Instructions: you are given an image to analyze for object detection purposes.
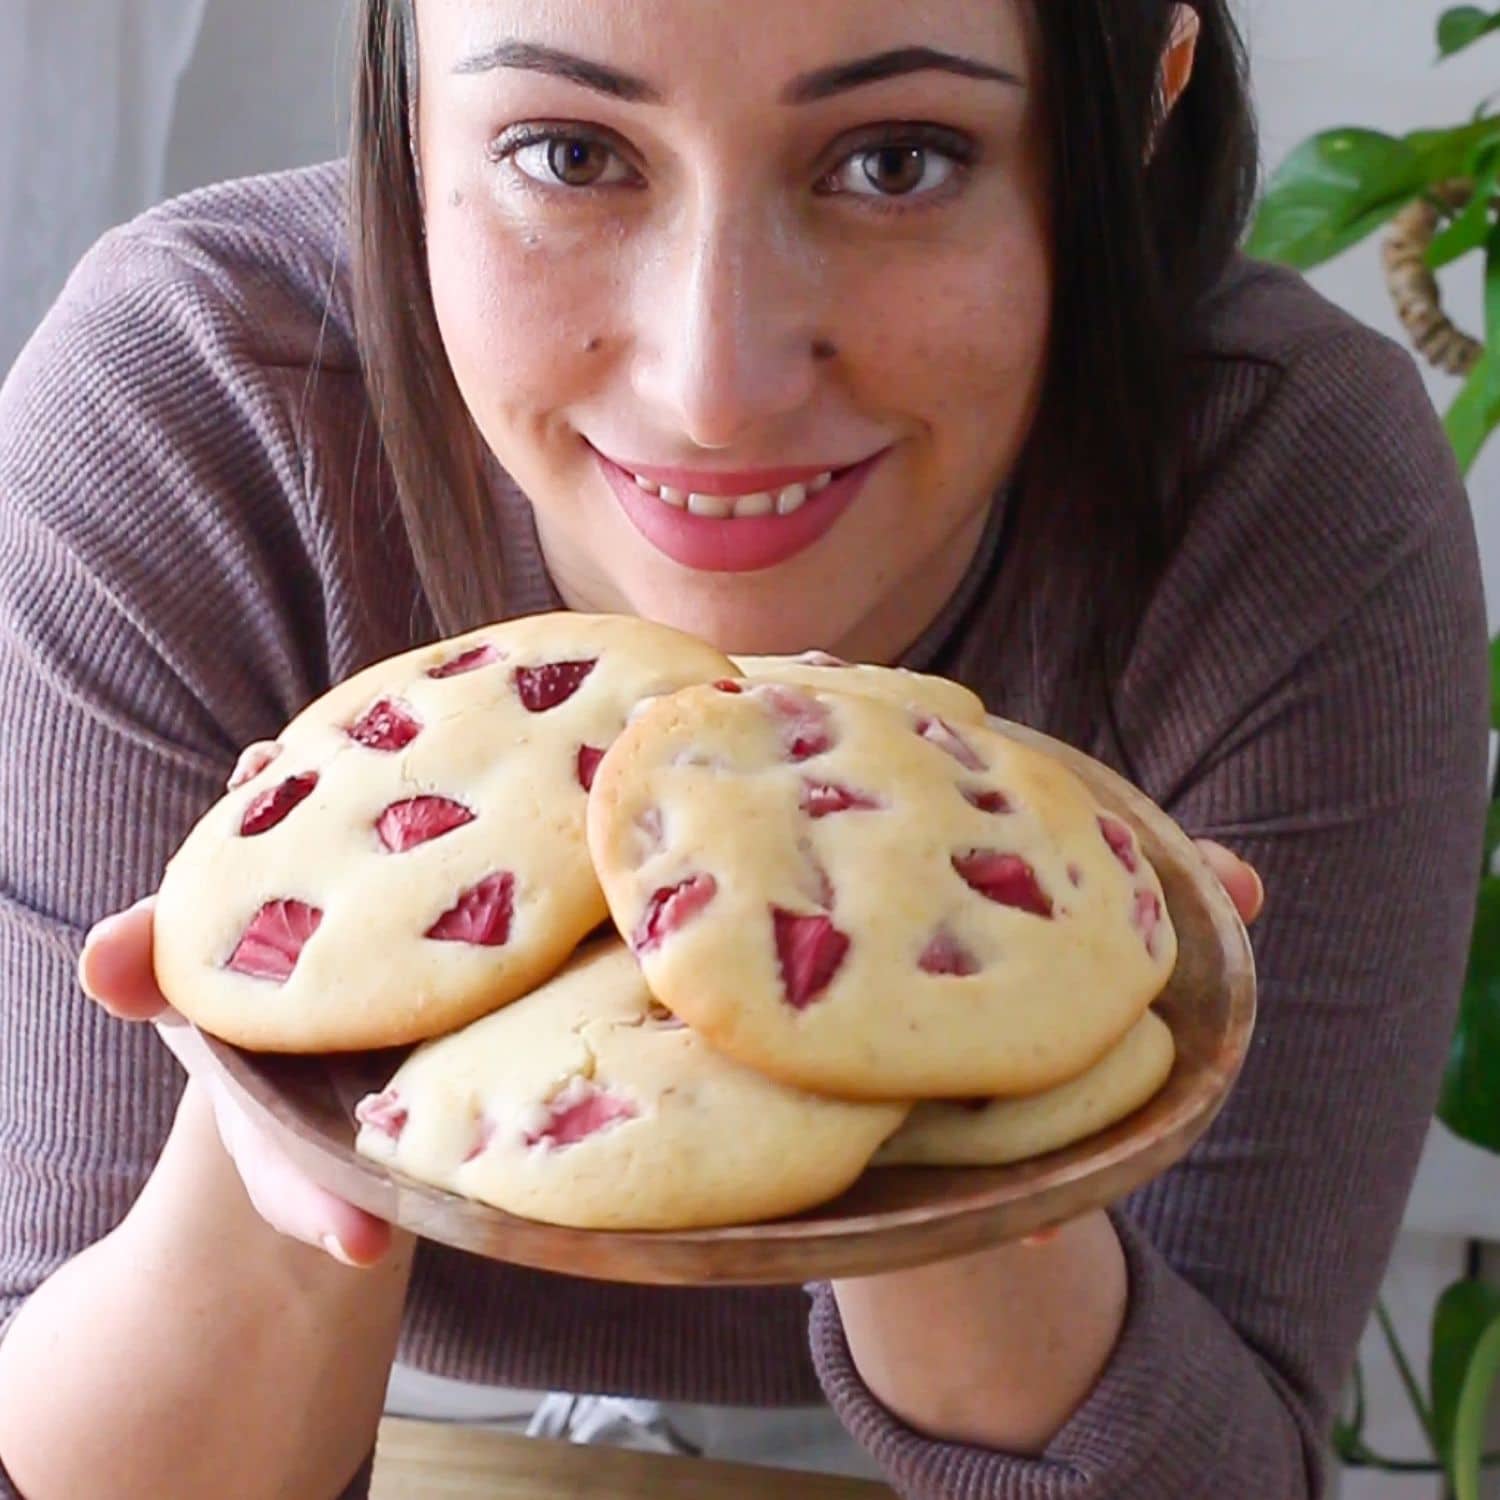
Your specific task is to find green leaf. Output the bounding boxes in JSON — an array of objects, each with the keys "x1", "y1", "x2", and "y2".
[
  {"x1": 1248, "y1": 130, "x2": 1424, "y2": 268},
  {"x1": 1483, "y1": 799, "x2": 1500, "y2": 870},
  {"x1": 1433, "y1": 1281, "x2": 1500, "y2": 1466},
  {"x1": 1491, "y1": 634, "x2": 1500, "y2": 733},
  {"x1": 1443, "y1": 351, "x2": 1500, "y2": 473},
  {"x1": 1453, "y1": 1314, "x2": 1500, "y2": 1500},
  {"x1": 1427, "y1": 145, "x2": 1500, "y2": 271},
  {"x1": 1486, "y1": 226, "x2": 1500, "y2": 411},
  {"x1": 1249, "y1": 119, "x2": 1500, "y2": 271},
  {"x1": 1438, "y1": 874, "x2": 1500, "y2": 1148},
  {"x1": 1440, "y1": 6, "x2": 1500, "y2": 59}
]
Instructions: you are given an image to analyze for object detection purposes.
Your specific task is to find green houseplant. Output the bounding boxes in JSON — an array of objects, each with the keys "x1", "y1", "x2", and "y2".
[{"x1": 1248, "y1": 9, "x2": 1500, "y2": 1495}]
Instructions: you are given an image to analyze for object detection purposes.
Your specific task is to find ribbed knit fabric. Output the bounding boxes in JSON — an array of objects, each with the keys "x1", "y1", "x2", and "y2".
[{"x1": 0, "y1": 161, "x2": 1489, "y2": 1500}]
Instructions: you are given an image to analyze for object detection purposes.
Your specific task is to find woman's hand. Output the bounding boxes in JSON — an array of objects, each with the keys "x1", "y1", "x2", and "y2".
[{"x1": 76, "y1": 740, "x2": 395, "y2": 1269}]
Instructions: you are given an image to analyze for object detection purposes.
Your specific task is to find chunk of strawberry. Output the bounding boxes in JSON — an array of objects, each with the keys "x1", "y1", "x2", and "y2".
[
  {"x1": 632, "y1": 873, "x2": 718, "y2": 953},
  {"x1": 577, "y1": 744, "x2": 605, "y2": 792},
  {"x1": 800, "y1": 780, "x2": 882, "y2": 818},
  {"x1": 516, "y1": 658, "x2": 597, "y2": 712},
  {"x1": 463, "y1": 1115, "x2": 495, "y2": 1163},
  {"x1": 377, "y1": 796, "x2": 475, "y2": 852},
  {"x1": 348, "y1": 698, "x2": 422, "y2": 751},
  {"x1": 226, "y1": 899, "x2": 323, "y2": 982},
  {"x1": 525, "y1": 1080, "x2": 638, "y2": 1149},
  {"x1": 355, "y1": 1088, "x2": 408, "y2": 1140},
  {"x1": 953, "y1": 850, "x2": 1054, "y2": 918},
  {"x1": 239, "y1": 773, "x2": 318, "y2": 837},
  {"x1": 1134, "y1": 888, "x2": 1163, "y2": 957},
  {"x1": 962, "y1": 786, "x2": 1013, "y2": 815},
  {"x1": 772, "y1": 908, "x2": 850, "y2": 1010},
  {"x1": 1099, "y1": 815, "x2": 1139, "y2": 874},
  {"x1": 918, "y1": 928, "x2": 981, "y2": 977},
  {"x1": 428, "y1": 642, "x2": 502, "y2": 679},
  {"x1": 756, "y1": 683, "x2": 835, "y2": 760},
  {"x1": 714, "y1": 679, "x2": 744, "y2": 694},
  {"x1": 917, "y1": 716, "x2": 986, "y2": 772},
  {"x1": 426, "y1": 872, "x2": 515, "y2": 946}
]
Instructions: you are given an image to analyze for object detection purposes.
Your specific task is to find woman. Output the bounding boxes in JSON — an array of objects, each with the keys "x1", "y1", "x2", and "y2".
[{"x1": 0, "y1": 1, "x2": 1486, "y2": 1497}]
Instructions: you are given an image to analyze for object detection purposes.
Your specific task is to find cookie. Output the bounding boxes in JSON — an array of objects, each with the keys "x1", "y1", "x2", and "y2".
[
  {"x1": 154, "y1": 613, "x2": 738, "y2": 1052},
  {"x1": 732, "y1": 651, "x2": 987, "y2": 725},
  {"x1": 587, "y1": 681, "x2": 1177, "y2": 1099},
  {"x1": 353, "y1": 938, "x2": 909, "y2": 1229},
  {"x1": 874, "y1": 1010, "x2": 1174, "y2": 1166}
]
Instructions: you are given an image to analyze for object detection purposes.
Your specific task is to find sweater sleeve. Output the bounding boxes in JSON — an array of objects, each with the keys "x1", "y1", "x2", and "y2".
[
  {"x1": 0, "y1": 227, "x2": 369, "y2": 1499},
  {"x1": 805, "y1": 344, "x2": 1491, "y2": 1497}
]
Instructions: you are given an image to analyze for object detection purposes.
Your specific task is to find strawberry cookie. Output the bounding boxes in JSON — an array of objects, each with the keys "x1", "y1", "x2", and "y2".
[
  {"x1": 354, "y1": 938, "x2": 908, "y2": 1229},
  {"x1": 874, "y1": 1010, "x2": 1175, "y2": 1166},
  {"x1": 587, "y1": 681, "x2": 1178, "y2": 1099},
  {"x1": 154, "y1": 613, "x2": 737, "y2": 1052},
  {"x1": 732, "y1": 651, "x2": 987, "y2": 725}
]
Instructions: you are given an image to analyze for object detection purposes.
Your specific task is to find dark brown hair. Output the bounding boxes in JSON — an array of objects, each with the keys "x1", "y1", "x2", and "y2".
[{"x1": 349, "y1": 2, "x2": 1258, "y2": 745}]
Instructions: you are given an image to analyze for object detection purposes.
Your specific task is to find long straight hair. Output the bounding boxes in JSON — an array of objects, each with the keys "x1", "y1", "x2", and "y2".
[{"x1": 348, "y1": 2, "x2": 1259, "y2": 740}]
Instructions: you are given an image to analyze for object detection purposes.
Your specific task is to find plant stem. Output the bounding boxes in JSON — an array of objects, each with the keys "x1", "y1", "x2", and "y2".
[
  {"x1": 1376, "y1": 1298, "x2": 1441, "y2": 1457},
  {"x1": 1454, "y1": 1315, "x2": 1500, "y2": 1500}
]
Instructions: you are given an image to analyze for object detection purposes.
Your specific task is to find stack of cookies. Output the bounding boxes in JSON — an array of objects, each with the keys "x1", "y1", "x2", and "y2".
[{"x1": 154, "y1": 614, "x2": 1177, "y2": 1231}]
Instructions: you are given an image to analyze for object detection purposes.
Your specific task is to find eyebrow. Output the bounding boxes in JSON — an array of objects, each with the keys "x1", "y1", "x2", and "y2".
[{"x1": 450, "y1": 42, "x2": 1024, "y2": 105}]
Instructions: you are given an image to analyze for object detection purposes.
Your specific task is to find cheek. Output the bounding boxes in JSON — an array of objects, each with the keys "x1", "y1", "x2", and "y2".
[{"x1": 424, "y1": 197, "x2": 616, "y2": 436}]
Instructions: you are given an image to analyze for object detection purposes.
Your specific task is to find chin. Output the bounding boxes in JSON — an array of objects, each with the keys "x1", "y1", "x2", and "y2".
[{"x1": 621, "y1": 585, "x2": 853, "y2": 659}]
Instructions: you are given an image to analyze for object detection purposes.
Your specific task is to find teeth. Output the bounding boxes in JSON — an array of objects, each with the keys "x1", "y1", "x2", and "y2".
[
  {"x1": 630, "y1": 469, "x2": 837, "y2": 518},
  {"x1": 687, "y1": 492, "x2": 732, "y2": 518}
]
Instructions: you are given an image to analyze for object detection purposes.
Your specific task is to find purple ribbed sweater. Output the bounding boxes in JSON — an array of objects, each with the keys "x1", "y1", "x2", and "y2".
[{"x1": 0, "y1": 161, "x2": 1489, "y2": 1500}]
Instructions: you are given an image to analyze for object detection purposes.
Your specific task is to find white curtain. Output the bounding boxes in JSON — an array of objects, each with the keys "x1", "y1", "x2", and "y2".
[{"x1": 0, "y1": 0, "x2": 208, "y2": 374}]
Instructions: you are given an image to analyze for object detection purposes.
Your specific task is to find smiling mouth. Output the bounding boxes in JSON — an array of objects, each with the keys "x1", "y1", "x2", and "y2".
[{"x1": 625, "y1": 468, "x2": 840, "y2": 520}]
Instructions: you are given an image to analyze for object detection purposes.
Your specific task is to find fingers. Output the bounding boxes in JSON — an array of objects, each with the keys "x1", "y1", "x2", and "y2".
[
  {"x1": 228, "y1": 740, "x2": 282, "y2": 790},
  {"x1": 205, "y1": 1077, "x2": 391, "y2": 1267},
  {"x1": 77, "y1": 896, "x2": 168, "y2": 1020},
  {"x1": 1193, "y1": 838, "x2": 1265, "y2": 926}
]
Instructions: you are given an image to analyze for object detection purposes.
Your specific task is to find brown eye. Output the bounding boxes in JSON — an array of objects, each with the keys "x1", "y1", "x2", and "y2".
[
  {"x1": 548, "y1": 138, "x2": 613, "y2": 186},
  {"x1": 862, "y1": 146, "x2": 927, "y2": 196}
]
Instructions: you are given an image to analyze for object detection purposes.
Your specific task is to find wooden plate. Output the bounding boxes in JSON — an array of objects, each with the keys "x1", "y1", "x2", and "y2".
[{"x1": 184, "y1": 715, "x2": 1255, "y2": 1286}]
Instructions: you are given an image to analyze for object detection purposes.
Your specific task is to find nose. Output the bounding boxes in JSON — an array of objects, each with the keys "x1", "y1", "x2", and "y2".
[{"x1": 630, "y1": 203, "x2": 821, "y2": 450}]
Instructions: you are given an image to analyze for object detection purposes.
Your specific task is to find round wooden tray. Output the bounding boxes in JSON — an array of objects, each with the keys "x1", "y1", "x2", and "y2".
[{"x1": 187, "y1": 716, "x2": 1256, "y2": 1287}]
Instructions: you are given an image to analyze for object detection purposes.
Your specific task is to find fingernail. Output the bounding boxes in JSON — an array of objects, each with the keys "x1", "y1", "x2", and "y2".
[{"x1": 320, "y1": 1233, "x2": 362, "y2": 1268}]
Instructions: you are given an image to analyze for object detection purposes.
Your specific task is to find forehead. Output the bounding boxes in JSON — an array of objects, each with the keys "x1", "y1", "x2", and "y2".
[{"x1": 414, "y1": 0, "x2": 1033, "y2": 92}]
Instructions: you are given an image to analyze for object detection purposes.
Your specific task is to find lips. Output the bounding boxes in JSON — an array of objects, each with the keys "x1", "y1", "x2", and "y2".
[{"x1": 594, "y1": 448, "x2": 885, "y2": 573}]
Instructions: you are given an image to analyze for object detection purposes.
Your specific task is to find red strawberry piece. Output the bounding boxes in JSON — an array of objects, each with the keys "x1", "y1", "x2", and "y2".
[
  {"x1": 962, "y1": 786, "x2": 1013, "y2": 815},
  {"x1": 354, "y1": 1088, "x2": 408, "y2": 1140},
  {"x1": 226, "y1": 899, "x2": 323, "y2": 982},
  {"x1": 240, "y1": 773, "x2": 318, "y2": 837},
  {"x1": 800, "y1": 780, "x2": 882, "y2": 818},
  {"x1": 714, "y1": 678, "x2": 744, "y2": 693},
  {"x1": 463, "y1": 1116, "x2": 496, "y2": 1163},
  {"x1": 1068, "y1": 863, "x2": 1084, "y2": 888},
  {"x1": 1134, "y1": 888, "x2": 1163, "y2": 957},
  {"x1": 577, "y1": 744, "x2": 606, "y2": 792},
  {"x1": 632, "y1": 873, "x2": 718, "y2": 953},
  {"x1": 526, "y1": 1081, "x2": 638, "y2": 1149},
  {"x1": 377, "y1": 796, "x2": 476, "y2": 852},
  {"x1": 515, "y1": 658, "x2": 597, "y2": 712},
  {"x1": 428, "y1": 642, "x2": 502, "y2": 679},
  {"x1": 756, "y1": 683, "x2": 835, "y2": 760},
  {"x1": 1099, "y1": 815, "x2": 1139, "y2": 874},
  {"x1": 917, "y1": 716, "x2": 986, "y2": 772},
  {"x1": 772, "y1": 908, "x2": 850, "y2": 1010},
  {"x1": 918, "y1": 928, "x2": 982, "y2": 977},
  {"x1": 348, "y1": 698, "x2": 422, "y2": 752},
  {"x1": 953, "y1": 850, "x2": 1054, "y2": 918},
  {"x1": 426, "y1": 871, "x2": 515, "y2": 946}
]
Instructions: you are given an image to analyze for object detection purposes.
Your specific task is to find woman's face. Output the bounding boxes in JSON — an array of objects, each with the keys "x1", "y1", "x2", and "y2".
[{"x1": 415, "y1": 0, "x2": 1050, "y2": 659}]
